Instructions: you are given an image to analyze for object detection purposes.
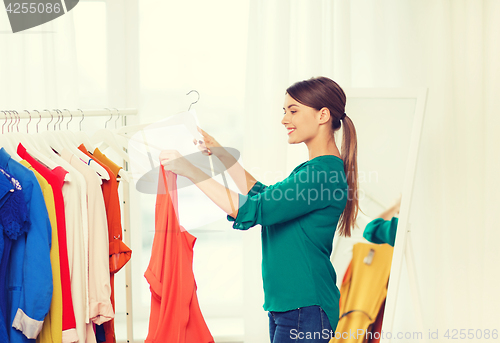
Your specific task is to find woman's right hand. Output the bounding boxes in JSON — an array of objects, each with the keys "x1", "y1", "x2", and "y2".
[{"x1": 195, "y1": 126, "x2": 223, "y2": 157}]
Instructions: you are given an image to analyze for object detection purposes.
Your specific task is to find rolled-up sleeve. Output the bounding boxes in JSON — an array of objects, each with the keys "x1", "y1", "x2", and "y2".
[
  {"x1": 227, "y1": 165, "x2": 344, "y2": 230},
  {"x1": 226, "y1": 180, "x2": 267, "y2": 226},
  {"x1": 362, "y1": 217, "x2": 398, "y2": 247},
  {"x1": 12, "y1": 178, "x2": 53, "y2": 339}
]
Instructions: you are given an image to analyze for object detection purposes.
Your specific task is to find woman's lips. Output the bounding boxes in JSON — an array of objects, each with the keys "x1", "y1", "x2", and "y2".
[{"x1": 288, "y1": 129, "x2": 295, "y2": 135}]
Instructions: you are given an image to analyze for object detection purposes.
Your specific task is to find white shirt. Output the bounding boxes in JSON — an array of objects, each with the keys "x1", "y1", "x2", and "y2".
[{"x1": 49, "y1": 152, "x2": 88, "y2": 343}]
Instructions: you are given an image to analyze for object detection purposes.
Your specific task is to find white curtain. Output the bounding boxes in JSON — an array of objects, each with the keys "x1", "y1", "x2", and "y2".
[
  {"x1": 243, "y1": 0, "x2": 500, "y2": 342},
  {"x1": 0, "y1": 10, "x2": 79, "y2": 110}
]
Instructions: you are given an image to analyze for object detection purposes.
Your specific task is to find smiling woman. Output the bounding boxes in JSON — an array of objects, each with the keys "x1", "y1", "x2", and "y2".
[
  {"x1": 166, "y1": 76, "x2": 359, "y2": 343},
  {"x1": 284, "y1": 77, "x2": 358, "y2": 238}
]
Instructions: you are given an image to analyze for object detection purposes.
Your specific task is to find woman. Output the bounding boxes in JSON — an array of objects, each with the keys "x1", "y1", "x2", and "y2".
[{"x1": 160, "y1": 76, "x2": 359, "y2": 343}]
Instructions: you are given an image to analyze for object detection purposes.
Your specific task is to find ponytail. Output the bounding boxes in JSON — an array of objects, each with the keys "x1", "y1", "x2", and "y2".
[{"x1": 337, "y1": 114, "x2": 359, "y2": 237}]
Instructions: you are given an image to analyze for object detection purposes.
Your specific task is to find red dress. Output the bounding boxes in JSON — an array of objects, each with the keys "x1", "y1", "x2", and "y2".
[{"x1": 144, "y1": 167, "x2": 214, "y2": 343}]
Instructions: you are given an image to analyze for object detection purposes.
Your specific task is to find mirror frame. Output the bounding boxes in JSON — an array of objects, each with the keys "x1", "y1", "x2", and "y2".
[{"x1": 341, "y1": 87, "x2": 428, "y2": 340}]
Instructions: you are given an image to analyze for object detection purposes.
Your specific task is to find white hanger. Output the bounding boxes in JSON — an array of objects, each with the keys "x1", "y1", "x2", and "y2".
[
  {"x1": 114, "y1": 169, "x2": 129, "y2": 182},
  {"x1": 1, "y1": 111, "x2": 23, "y2": 162},
  {"x1": 117, "y1": 109, "x2": 203, "y2": 142},
  {"x1": 74, "y1": 109, "x2": 96, "y2": 152},
  {"x1": 0, "y1": 135, "x2": 18, "y2": 161},
  {"x1": 116, "y1": 109, "x2": 208, "y2": 180},
  {"x1": 55, "y1": 109, "x2": 83, "y2": 148},
  {"x1": 115, "y1": 92, "x2": 203, "y2": 183},
  {"x1": 52, "y1": 109, "x2": 80, "y2": 148},
  {"x1": 74, "y1": 150, "x2": 111, "y2": 181},
  {"x1": 27, "y1": 110, "x2": 71, "y2": 181},
  {"x1": 40, "y1": 110, "x2": 66, "y2": 153},
  {"x1": 115, "y1": 109, "x2": 205, "y2": 178},
  {"x1": 89, "y1": 108, "x2": 129, "y2": 182},
  {"x1": 25, "y1": 137, "x2": 71, "y2": 180},
  {"x1": 54, "y1": 109, "x2": 110, "y2": 181},
  {"x1": 18, "y1": 111, "x2": 72, "y2": 184},
  {"x1": 117, "y1": 91, "x2": 204, "y2": 143},
  {"x1": 91, "y1": 108, "x2": 130, "y2": 163},
  {"x1": 18, "y1": 110, "x2": 46, "y2": 152}
]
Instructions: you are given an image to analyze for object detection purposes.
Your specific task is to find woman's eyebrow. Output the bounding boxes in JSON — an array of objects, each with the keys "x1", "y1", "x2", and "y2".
[{"x1": 283, "y1": 104, "x2": 299, "y2": 110}]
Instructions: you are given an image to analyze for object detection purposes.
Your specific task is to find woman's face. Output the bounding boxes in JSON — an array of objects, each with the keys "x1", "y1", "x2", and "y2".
[{"x1": 282, "y1": 93, "x2": 322, "y2": 144}]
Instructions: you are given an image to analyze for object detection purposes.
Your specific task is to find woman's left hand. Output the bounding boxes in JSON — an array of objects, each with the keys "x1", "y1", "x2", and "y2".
[{"x1": 159, "y1": 150, "x2": 198, "y2": 178}]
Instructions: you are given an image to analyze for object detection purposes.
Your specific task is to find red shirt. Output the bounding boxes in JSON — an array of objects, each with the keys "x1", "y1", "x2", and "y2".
[{"x1": 17, "y1": 143, "x2": 78, "y2": 338}]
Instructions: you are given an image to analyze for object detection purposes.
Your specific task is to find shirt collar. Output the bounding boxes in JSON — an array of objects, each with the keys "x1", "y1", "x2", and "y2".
[{"x1": 0, "y1": 148, "x2": 12, "y2": 170}]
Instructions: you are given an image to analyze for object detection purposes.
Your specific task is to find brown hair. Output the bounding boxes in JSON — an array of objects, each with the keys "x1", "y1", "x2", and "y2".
[{"x1": 286, "y1": 76, "x2": 358, "y2": 237}]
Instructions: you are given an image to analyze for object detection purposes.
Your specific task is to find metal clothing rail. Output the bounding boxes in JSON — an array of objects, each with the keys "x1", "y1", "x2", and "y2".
[
  {"x1": 1, "y1": 108, "x2": 138, "y2": 119},
  {"x1": 0, "y1": 107, "x2": 137, "y2": 343}
]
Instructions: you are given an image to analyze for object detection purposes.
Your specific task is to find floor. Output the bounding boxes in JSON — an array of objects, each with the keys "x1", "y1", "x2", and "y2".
[{"x1": 115, "y1": 315, "x2": 245, "y2": 343}]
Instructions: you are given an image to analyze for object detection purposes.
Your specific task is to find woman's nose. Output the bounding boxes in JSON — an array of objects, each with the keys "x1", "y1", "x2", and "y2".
[{"x1": 281, "y1": 115, "x2": 288, "y2": 125}]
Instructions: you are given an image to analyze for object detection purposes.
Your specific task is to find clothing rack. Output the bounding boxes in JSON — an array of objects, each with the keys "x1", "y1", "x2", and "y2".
[
  {"x1": 2, "y1": 108, "x2": 138, "y2": 119},
  {"x1": 1, "y1": 107, "x2": 137, "y2": 343}
]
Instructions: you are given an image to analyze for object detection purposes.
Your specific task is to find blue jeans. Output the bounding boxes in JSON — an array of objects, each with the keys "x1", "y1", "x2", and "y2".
[{"x1": 268, "y1": 305, "x2": 333, "y2": 343}]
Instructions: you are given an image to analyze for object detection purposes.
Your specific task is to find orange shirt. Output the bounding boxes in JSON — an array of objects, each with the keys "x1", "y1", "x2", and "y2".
[
  {"x1": 92, "y1": 148, "x2": 122, "y2": 179},
  {"x1": 77, "y1": 145, "x2": 131, "y2": 343},
  {"x1": 90, "y1": 148, "x2": 131, "y2": 274},
  {"x1": 144, "y1": 167, "x2": 213, "y2": 343}
]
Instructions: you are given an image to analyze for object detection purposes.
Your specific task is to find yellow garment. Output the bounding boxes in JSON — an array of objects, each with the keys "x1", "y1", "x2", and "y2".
[
  {"x1": 20, "y1": 161, "x2": 63, "y2": 343},
  {"x1": 330, "y1": 243, "x2": 393, "y2": 343}
]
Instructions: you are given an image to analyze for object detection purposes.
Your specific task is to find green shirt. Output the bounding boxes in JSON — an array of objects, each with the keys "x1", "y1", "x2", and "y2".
[
  {"x1": 362, "y1": 217, "x2": 398, "y2": 247},
  {"x1": 227, "y1": 155, "x2": 348, "y2": 331}
]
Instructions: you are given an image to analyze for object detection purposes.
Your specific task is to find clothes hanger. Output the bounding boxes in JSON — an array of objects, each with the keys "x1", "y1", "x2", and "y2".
[
  {"x1": 116, "y1": 91, "x2": 204, "y2": 143},
  {"x1": 99, "y1": 108, "x2": 130, "y2": 182},
  {"x1": 38, "y1": 109, "x2": 80, "y2": 181},
  {"x1": 57, "y1": 109, "x2": 81, "y2": 147},
  {"x1": 9, "y1": 110, "x2": 38, "y2": 163},
  {"x1": 117, "y1": 91, "x2": 208, "y2": 175},
  {"x1": 40, "y1": 110, "x2": 86, "y2": 183},
  {"x1": 31, "y1": 110, "x2": 60, "y2": 154},
  {"x1": 14, "y1": 110, "x2": 47, "y2": 160},
  {"x1": 133, "y1": 90, "x2": 233, "y2": 193},
  {"x1": 18, "y1": 110, "x2": 41, "y2": 149},
  {"x1": 61, "y1": 109, "x2": 110, "y2": 180},
  {"x1": 54, "y1": 109, "x2": 110, "y2": 181},
  {"x1": 91, "y1": 108, "x2": 130, "y2": 163},
  {"x1": 0, "y1": 111, "x2": 21, "y2": 161},
  {"x1": 82, "y1": 108, "x2": 130, "y2": 182},
  {"x1": 15, "y1": 110, "x2": 45, "y2": 155},
  {"x1": 4, "y1": 111, "x2": 23, "y2": 160},
  {"x1": 52, "y1": 109, "x2": 74, "y2": 147},
  {"x1": 22, "y1": 110, "x2": 71, "y2": 181},
  {"x1": 74, "y1": 109, "x2": 96, "y2": 152},
  {"x1": 39, "y1": 109, "x2": 66, "y2": 153}
]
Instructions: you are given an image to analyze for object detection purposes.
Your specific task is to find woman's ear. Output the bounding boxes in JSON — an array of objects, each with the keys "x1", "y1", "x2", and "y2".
[{"x1": 318, "y1": 107, "x2": 331, "y2": 124}]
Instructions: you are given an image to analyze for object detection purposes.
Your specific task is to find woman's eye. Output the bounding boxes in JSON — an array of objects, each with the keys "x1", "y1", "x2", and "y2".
[{"x1": 291, "y1": 111, "x2": 297, "y2": 114}]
